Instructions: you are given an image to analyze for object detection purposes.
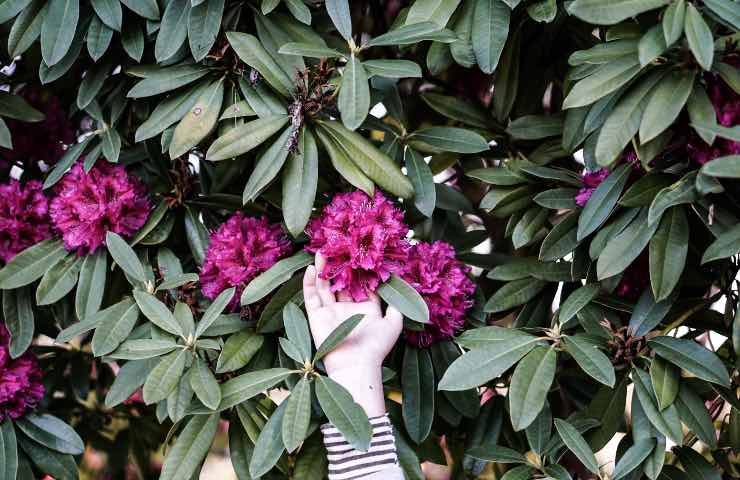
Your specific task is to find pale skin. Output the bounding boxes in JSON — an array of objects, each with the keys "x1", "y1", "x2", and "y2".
[{"x1": 303, "y1": 253, "x2": 403, "y2": 417}]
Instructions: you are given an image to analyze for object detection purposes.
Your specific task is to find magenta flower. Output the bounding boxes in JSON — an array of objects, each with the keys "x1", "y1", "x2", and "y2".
[
  {"x1": 0, "y1": 180, "x2": 53, "y2": 264},
  {"x1": 687, "y1": 73, "x2": 740, "y2": 165},
  {"x1": 616, "y1": 251, "x2": 649, "y2": 300},
  {"x1": 575, "y1": 168, "x2": 610, "y2": 207},
  {"x1": 50, "y1": 162, "x2": 150, "y2": 254},
  {"x1": 0, "y1": 324, "x2": 45, "y2": 422},
  {"x1": 200, "y1": 214, "x2": 292, "y2": 308},
  {"x1": 0, "y1": 87, "x2": 74, "y2": 171},
  {"x1": 305, "y1": 190, "x2": 410, "y2": 301},
  {"x1": 401, "y1": 241, "x2": 475, "y2": 347}
]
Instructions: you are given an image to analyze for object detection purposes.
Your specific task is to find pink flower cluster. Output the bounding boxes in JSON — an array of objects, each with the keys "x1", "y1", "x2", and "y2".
[
  {"x1": 50, "y1": 163, "x2": 151, "y2": 254},
  {"x1": 687, "y1": 73, "x2": 740, "y2": 165},
  {"x1": 575, "y1": 168, "x2": 610, "y2": 207},
  {"x1": 0, "y1": 324, "x2": 45, "y2": 422},
  {"x1": 306, "y1": 191, "x2": 410, "y2": 302},
  {"x1": 305, "y1": 190, "x2": 475, "y2": 345},
  {"x1": 401, "y1": 241, "x2": 476, "y2": 347},
  {"x1": 0, "y1": 180, "x2": 53, "y2": 263},
  {"x1": 201, "y1": 214, "x2": 292, "y2": 308},
  {"x1": 0, "y1": 88, "x2": 74, "y2": 172}
]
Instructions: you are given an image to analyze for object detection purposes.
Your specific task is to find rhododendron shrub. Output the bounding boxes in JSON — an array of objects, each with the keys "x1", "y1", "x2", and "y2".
[{"x1": 0, "y1": 0, "x2": 738, "y2": 479}]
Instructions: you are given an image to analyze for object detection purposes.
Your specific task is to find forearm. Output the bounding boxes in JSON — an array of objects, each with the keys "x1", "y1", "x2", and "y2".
[{"x1": 326, "y1": 363, "x2": 386, "y2": 417}]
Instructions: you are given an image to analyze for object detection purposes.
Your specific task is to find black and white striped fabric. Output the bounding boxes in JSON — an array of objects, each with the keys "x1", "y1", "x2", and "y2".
[{"x1": 321, "y1": 414, "x2": 402, "y2": 480}]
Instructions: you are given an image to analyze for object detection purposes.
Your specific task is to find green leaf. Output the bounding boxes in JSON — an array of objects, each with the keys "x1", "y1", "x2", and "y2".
[
  {"x1": 106, "y1": 231, "x2": 147, "y2": 283},
  {"x1": 674, "y1": 448, "x2": 720, "y2": 480},
  {"x1": 377, "y1": 275, "x2": 430, "y2": 324},
  {"x1": 554, "y1": 418, "x2": 600, "y2": 474},
  {"x1": 91, "y1": 0, "x2": 121, "y2": 31},
  {"x1": 439, "y1": 334, "x2": 539, "y2": 390},
  {"x1": 410, "y1": 127, "x2": 489, "y2": 153},
  {"x1": 402, "y1": 347, "x2": 435, "y2": 443},
  {"x1": 104, "y1": 359, "x2": 154, "y2": 407},
  {"x1": 674, "y1": 384, "x2": 716, "y2": 448},
  {"x1": 568, "y1": 0, "x2": 670, "y2": 25},
  {"x1": 662, "y1": 0, "x2": 685, "y2": 45},
  {"x1": 704, "y1": 0, "x2": 740, "y2": 30},
  {"x1": 0, "y1": 239, "x2": 67, "y2": 290},
  {"x1": 219, "y1": 368, "x2": 294, "y2": 410},
  {"x1": 143, "y1": 348, "x2": 187, "y2": 404},
  {"x1": 226, "y1": 32, "x2": 294, "y2": 97},
  {"x1": 127, "y1": 65, "x2": 209, "y2": 98},
  {"x1": 363, "y1": 59, "x2": 422, "y2": 78},
  {"x1": 216, "y1": 331, "x2": 264, "y2": 373},
  {"x1": 86, "y1": 16, "x2": 113, "y2": 61},
  {"x1": 563, "y1": 335, "x2": 615, "y2": 387},
  {"x1": 315, "y1": 128, "x2": 375, "y2": 196},
  {"x1": 249, "y1": 401, "x2": 288, "y2": 478},
  {"x1": 15, "y1": 414, "x2": 84, "y2": 455},
  {"x1": 470, "y1": 0, "x2": 510, "y2": 74},
  {"x1": 281, "y1": 129, "x2": 318, "y2": 235},
  {"x1": 366, "y1": 22, "x2": 457, "y2": 47},
  {"x1": 313, "y1": 314, "x2": 364, "y2": 362},
  {"x1": 484, "y1": 278, "x2": 547, "y2": 313},
  {"x1": 0, "y1": 91, "x2": 44, "y2": 122},
  {"x1": 169, "y1": 78, "x2": 224, "y2": 158},
  {"x1": 107, "y1": 339, "x2": 179, "y2": 360},
  {"x1": 684, "y1": 3, "x2": 714, "y2": 71},
  {"x1": 282, "y1": 302, "x2": 311, "y2": 361},
  {"x1": 133, "y1": 290, "x2": 183, "y2": 337},
  {"x1": 40, "y1": 0, "x2": 78, "y2": 65},
  {"x1": 35, "y1": 253, "x2": 81, "y2": 305},
  {"x1": 91, "y1": 298, "x2": 139, "y2": 356},
  {"x1": 595, "y1": 70, "x2": 665, "y2": 165},
  {"x1": 190, "y1": 357, "x2": 221, "y2": 410},
  {"x1": 242, "y1": 127, "x2": 293, "y2": 204},
  {"x1": 628, "y1": 289, "x2": 673, "y2": 337},
  {"x1": 509, "y1": 347, "x2": 556, "y2": 431},
  {"x1": 540, "y1": 211, "x2": 580, "y2": 261},
  {"x1": 184, "y1": 206, "x2": 209, "y2": 265},
  {"x1": 188, "y1": 0, "x2": 224, "y2": 61},
  {"x1": 206, "y1": 115, "x2": 288, "y2": 161},
  {"x1": 316, "y1": 120, "x2": 414, "y2": 198},
  {"x1": 597, "y1": 209, "x2": 658, "y2": 280},
  {"x1": 315, "y1": 376, "x2": 372, "y2": 451},
  {"x1": 559, "y1": 284, "x2": 599, "y2": 325},
  {"x1": 120, "y1": 0, "x2": 159, "y2": 20},
  {"x1": 577, "y1": 164, "x2": 630, "y2": 240},
  {"x1": 325, "y1": 0, "x2": 352, "y2": 42},
  {"x1": 702, "y1": 222, "x2": 740, "y2": 264},
  {"x1": 639, "y1": 70, "x2": 695, "y2": 143},
  {"x1": 121, "y1": 19, "x2": 144, "y2": 60},
  {"x1": 638, "y1": 24, "x2": 667, "y2": 66},
  {"x1": 282, "y1": 377, "x2": 311, "y2": 453},
  {"x1": 0, "y1": 0, "x2": 33, "y2": 24},
  {"x1": 649, "y1": 207, "x2": 688, "y2": 301},
  {"x1": 0, "y1": 419, "x2": 18, "y2": 480},
  {"x1": 101, "y1": 127, "x2": 121, "y2": 163},
  {"x1": 2, "y1": 288, "x2": 34, "y2": 358},
  {"x1": 650, "y1": 356, "x2": 679, "y2": 410},
  {"x1": 338, "y1": 53, "x2": 369, "y2": 131},
  {"x1": 612, "y1": 438, "x2": 656, "y2": 480},
  {"x1": 404, "y1": 148, "x2": 436, "y2": 218},
  {"x1": 563, "y1": 56, "x2": 641, "y2": 109},
  {"x1": 648, "y1": 336, "x2": 730, "y2": 387},
  {"x1": 466, "y1": 444, "x2": 527, "y2": 463},
  {"x1": 160, "y1": 414, "x2": 219, "y2": 480},
  {"x1": 241, "y1": 251, "x2": 313, "y2": 305},
  {"x1": 421, "y1": 92, "x2": 490, "y2": 128},
  {"x1": 648, "y1": 173, "x2": 698, "y2": 225},
  {"x1": 278, "y1": 42, "x2": 343, "y2": 58},
  {"x1": 17, "y1": 435, "x2": 77, "y2": 480},
  {"x1": 135, "y1": 81, "x2": 211, "y2": 142},
  {"x1": 155, "y1": 0, "x2": 190, "y2": 62},
  {"x1": 700, "y1": 155, "x2": 740, "y2": 178}
]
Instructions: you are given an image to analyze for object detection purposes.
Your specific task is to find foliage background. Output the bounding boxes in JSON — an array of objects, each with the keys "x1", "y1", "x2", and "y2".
[{"x1": 0, "y1": 0, "x2": 739, "y2": 478}]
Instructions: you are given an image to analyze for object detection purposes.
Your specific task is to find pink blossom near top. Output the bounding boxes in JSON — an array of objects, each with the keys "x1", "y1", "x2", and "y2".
[
  {"x1": 401, "y1": 241, "x2": 475, "y2": 347},
  {"x1": 200, "y1": 214, "x2": 292, "y2": 309},
  {"x1": 0, "y1": 180, "x2": 53, "y2": 264},
  {"x1": 575, "y1": 168, "x2": 610, "y2": 207},
  {"x1": 49, "y1": 162, "x2": 151, "y2": 254},
  {"x1": 0, "y1": 87, "x2": 74, "y2": 171},
  {"x1": 0, "y1": 323, "x2": 45, "y2": 422},
  {"x1": 686, "y1": 73, "x2": 740, "y2": 165},
  {"x1": 305, "y1": 190, "x2": 410, "y2": 301}
]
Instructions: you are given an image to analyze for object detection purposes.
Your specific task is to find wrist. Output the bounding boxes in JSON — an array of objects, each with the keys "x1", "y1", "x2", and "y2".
[{"x1": 325, "y1": 363, "x2": 386, "y2": 417}]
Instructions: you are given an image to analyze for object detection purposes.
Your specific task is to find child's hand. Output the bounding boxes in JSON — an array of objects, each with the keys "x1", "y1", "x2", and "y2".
[{"x1": 303, "y1": 253, "x2": 402, "y2": 415}]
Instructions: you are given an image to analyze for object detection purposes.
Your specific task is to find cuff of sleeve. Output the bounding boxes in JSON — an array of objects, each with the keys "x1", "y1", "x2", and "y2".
[{"x1": 321, "y1": 414, "x2": 400, "y2": 480}]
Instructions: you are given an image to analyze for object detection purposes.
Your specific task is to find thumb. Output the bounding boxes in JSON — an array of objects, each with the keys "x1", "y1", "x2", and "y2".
[{"x1": 384, "y1": 305, "x2": 404, "y2": 337}]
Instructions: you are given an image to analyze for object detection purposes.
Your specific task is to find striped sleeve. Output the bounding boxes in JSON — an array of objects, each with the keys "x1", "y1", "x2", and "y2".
[{"x1": 321, "y1": 414, "x2": 400, "y2": 480}]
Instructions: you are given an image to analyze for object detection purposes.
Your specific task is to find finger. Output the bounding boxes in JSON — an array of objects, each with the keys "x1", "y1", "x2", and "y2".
[
  {"x1": 384, "y1": 305, "x2": 404, "y2": 338},
  {"x1": 303, "y1": 265, "x2": 322, "y2": 312},
  {"x1": 366, "y1": 291, "x2": 381, "y2": 306},
  {"x1": 314, "y1": 253, "x2": 336, "y2": 305},
  {"x1": 337, "y1": 291, "x2": 352, "y2": 302}
]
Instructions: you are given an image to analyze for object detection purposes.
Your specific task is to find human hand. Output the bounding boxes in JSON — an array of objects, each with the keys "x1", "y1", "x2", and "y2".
[{"x1": 303, "y1": 253, "x2": 403, "y2": 416}]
